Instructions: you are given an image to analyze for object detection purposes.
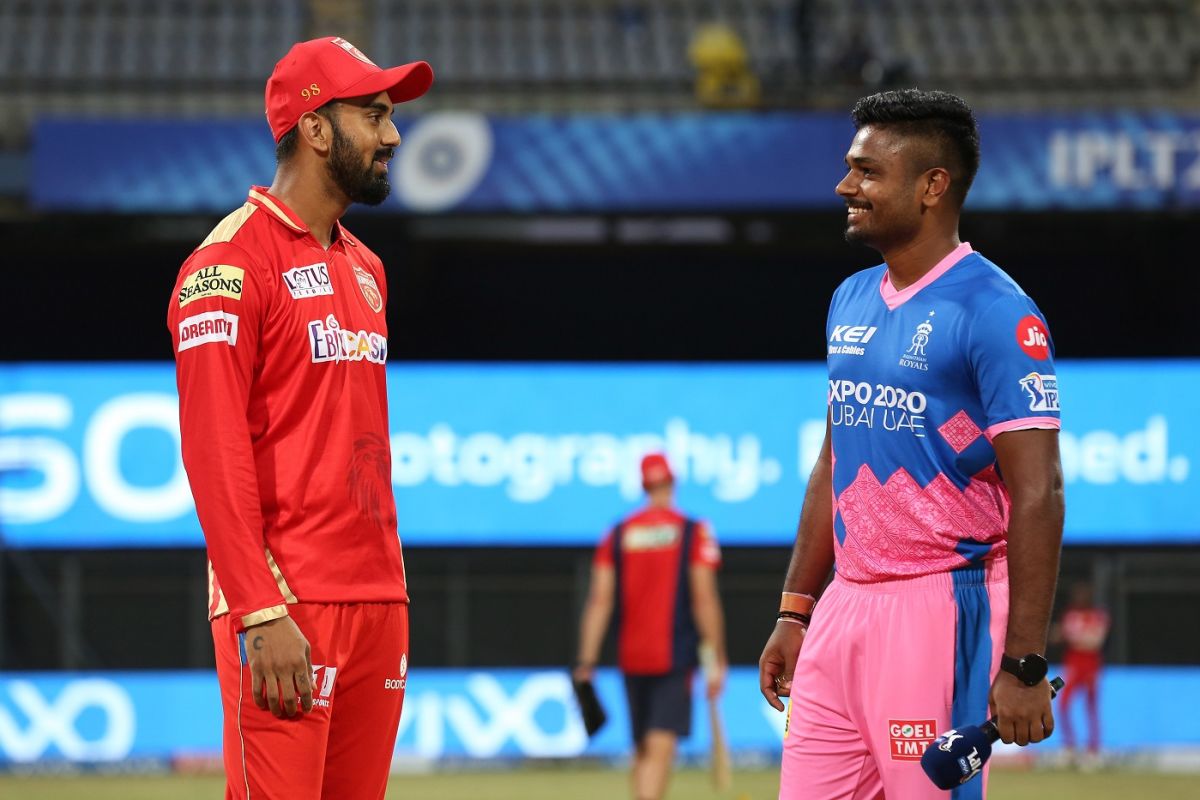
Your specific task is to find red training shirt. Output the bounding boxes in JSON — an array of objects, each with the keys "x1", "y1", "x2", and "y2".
[
  {"x1": 595, "y1": 507, "x2": 721, "y2": 675},
  {"x1": 168, "y1": 186, "x2": 406, "y2": 632},
  {"x1": 1061, "y1": 606, "x2": 1110, "y2": 675}
]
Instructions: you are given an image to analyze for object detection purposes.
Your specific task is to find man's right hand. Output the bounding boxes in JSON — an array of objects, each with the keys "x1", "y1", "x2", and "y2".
[
  {"x1": 245, "y1": 615, "x2": 313, "y2": 718},
  {"x1": 758, "y1": 620, "x2": 807, "y2": 712}
]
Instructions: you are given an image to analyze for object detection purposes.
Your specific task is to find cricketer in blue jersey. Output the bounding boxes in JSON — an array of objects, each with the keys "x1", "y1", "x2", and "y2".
[{"x1": 759, "y1": 90, "x2": 1065, "y2": 800}]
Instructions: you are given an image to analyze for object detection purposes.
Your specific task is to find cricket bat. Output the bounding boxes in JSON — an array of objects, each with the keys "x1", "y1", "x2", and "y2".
[{"x1": 699, "y1": 643, "x2": 732, "y2": 792}]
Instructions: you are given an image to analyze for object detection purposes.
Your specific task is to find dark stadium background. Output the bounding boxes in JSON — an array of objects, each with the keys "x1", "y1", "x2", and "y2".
[{"x1": 3, "y1": 207, "x2": 1196, "y2": 671}]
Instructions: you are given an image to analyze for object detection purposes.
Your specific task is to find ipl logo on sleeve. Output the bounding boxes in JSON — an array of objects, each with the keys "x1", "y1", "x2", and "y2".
[{"x1": 1019, "y1": 372, "x2": 1060, "y2": 412}]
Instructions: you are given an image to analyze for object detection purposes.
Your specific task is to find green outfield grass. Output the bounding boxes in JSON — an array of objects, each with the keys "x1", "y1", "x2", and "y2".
[{"x1": 3, "y1": 767, "x2": 1198, "y2": 800}]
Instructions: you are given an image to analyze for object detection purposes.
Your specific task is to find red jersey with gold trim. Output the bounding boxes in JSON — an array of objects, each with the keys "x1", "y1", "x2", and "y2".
[
  {"x1": 595, "y1": 507, "x2": 721, "y2": 675},
  {"x1": 168, "y1": 186, "x2": 405, "y2": 631}
]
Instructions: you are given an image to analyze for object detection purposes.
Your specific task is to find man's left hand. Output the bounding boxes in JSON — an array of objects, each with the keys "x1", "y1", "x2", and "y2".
[
  {"x1": 705, "y1": 660, "x2": 727, "y2": 700},
  {"x1": 989, "y1": 670, "x2": 1054, "y2": 746}
]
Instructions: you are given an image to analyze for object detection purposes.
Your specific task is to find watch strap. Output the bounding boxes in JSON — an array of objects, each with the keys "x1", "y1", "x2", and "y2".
[{"x1": 1000, "y1": 653, "x2": 1023, "y2": 679}]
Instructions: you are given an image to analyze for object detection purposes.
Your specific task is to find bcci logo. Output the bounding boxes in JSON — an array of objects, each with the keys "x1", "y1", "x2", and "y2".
[
  {"x1": 385, "y1": 653, "x2": 408, "y2": 691},
  {"x1": 1019, "y1": 372, "x2": 1060, "y2": 412},
  {"x1": 899, "y1": 311, "x2": 935, "y2": 372}
]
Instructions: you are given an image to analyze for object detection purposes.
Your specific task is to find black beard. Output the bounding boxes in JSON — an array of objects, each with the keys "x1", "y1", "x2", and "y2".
[
  {"x1": 844, "y1": 224, "x2": 869, "y2": 246},
  {"x1": 327, "y1": 119, "x2": 391, "y2": 206}
]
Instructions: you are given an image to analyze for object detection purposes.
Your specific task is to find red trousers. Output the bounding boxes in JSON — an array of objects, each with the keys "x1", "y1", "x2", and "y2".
[
  {"x1": 1060, "y1": 652, "x2": 1102, "y2": 753},
  {"x1": 212, "y1": 603, "x2": 409, "y2": 800}
]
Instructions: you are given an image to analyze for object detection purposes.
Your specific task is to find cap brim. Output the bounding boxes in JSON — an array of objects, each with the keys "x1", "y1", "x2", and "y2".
[{"x1": 336, "y1": 61, "x2": 434, "y2": 105}]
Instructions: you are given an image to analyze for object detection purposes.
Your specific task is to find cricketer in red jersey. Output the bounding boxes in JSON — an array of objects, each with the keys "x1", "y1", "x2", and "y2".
[
  {"x1": 168, "y1": 37, "x2": 432, "y2": 800},
  {"x1": 575, "y1": 454, "x2": 726, "y2": 800},
  {"x1": 1052, "y1": 581, "x2": 1111, "y2": 759}
]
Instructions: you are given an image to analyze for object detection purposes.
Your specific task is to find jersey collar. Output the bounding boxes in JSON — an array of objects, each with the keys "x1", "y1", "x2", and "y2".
[
  {"x1": 247, "y1": 186, "x2": 353, "y2": 246},
  {"x1": 879, "y1": 242, "x2": 973, "y2": 310}
]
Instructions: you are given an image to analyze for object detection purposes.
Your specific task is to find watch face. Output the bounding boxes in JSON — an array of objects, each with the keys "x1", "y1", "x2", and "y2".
[{"x1": 1021, "y1": 654, "x2": 1049, "y2": 684}]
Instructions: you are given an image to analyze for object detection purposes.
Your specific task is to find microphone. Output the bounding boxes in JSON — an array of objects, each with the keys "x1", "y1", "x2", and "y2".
[{"x1": 920, "y1": 676, "x2": 1064, "y2": 790}]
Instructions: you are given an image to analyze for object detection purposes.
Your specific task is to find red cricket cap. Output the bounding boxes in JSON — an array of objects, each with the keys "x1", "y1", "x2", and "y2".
[
  {"x1": 265, "y1": 37, "x2": 434, "y2": 141},
  {"x1": 641, "y1": 453, "x2": 674, "y2": 489}
]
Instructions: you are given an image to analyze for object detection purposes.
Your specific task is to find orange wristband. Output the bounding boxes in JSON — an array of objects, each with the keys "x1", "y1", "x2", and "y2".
[{"x1": 780, "y1": 591, "x2": 816, "y2": 616}]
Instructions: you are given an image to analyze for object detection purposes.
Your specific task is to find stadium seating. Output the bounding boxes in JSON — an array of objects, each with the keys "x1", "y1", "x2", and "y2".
[{"x1": 0, "y1": 0, "x2": 1197, "y2": 143}]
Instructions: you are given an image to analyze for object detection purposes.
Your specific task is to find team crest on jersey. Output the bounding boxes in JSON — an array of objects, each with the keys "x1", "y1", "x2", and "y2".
[
  {"x1": 330, "y1": 37, "x2": 377, "y2": 67},
  {"x1": 353, "y1": 264, "x2": 383, "y2": 312},
  {"x1": 898, "y1": 311, "x2": 935, "y2": 372},
  {"x1": 1020, "y1": 372, "x2": 1060, "y2": 412}
]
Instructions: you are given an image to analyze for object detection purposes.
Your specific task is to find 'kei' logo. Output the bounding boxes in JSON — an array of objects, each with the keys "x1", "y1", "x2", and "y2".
[{"x1": 828, "y1": 324, "x2": 877, "y2": 357}]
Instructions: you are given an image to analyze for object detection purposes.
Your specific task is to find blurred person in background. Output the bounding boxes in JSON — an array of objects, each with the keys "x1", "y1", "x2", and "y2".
[
  {"x1": 689, "y1": 22, "x2": 761, "y2": 109},
  {"x1": 758, "y1": 89, "x2": 1064, "y2": 799},
  {"x1": 168, "y1": 37, "x2": 431, "y2": 800},
  {"x1": 574, "y1": 453, "x2": 727, "y2": 800},
  {"x1": 1052, "y1": 580, "x2": 1111, "y2": 767}
]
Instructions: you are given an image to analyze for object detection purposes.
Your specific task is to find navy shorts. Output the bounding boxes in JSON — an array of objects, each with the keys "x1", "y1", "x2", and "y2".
[{"x1": 623, "y1": 671, "x2": 692, "y2": 742}]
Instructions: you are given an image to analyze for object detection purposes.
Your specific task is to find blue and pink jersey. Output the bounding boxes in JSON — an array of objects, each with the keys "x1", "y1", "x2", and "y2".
[{"x1": 826, "y1": 242, "x2": 1061, "y2": 582}]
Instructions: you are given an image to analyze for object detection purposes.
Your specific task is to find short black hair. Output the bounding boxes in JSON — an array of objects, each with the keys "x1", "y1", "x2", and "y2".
[
  {"x1": 851, "y1": 89, "x2": 980, "y2": 206},
  {"x1": 274, "y1": 103, "x2": 339, "y2": 164}
]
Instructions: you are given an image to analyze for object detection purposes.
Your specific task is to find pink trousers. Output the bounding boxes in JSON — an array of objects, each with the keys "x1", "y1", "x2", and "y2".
[{"x1": 781, "y1": 561, "x2": 1008, "y2": 800}]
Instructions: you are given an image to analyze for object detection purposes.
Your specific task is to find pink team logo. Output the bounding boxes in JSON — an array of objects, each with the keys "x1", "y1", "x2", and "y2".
[
  {"x1": 1016, "y1": 315, "x2": 1050, "y2": 360},
  {"x1": 888, "y1": 718, "x2": 937, "y2": 761}
]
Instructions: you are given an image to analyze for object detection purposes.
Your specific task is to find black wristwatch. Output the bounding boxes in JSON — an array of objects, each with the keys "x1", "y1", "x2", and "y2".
[{"x1": 1000, "y1": 653, "x2": 1048, "y2": 686}]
